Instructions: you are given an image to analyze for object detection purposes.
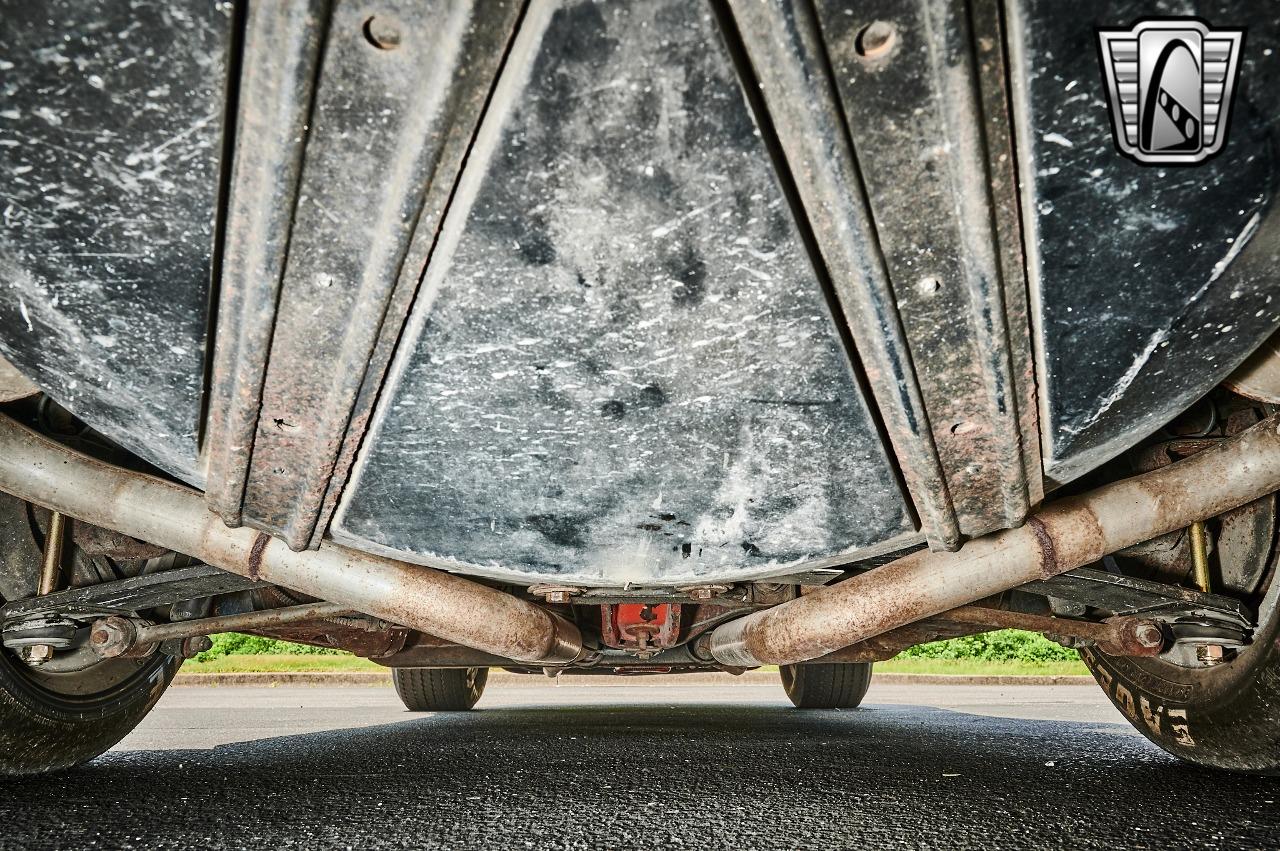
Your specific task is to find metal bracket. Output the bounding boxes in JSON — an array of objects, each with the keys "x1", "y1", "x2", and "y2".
[
  {"x1": 1019, "y1": 567, "x2": 1251, "y2": 625},
  {"x1": 0, "y1": 564, "x2": 266, "y2": 624}
]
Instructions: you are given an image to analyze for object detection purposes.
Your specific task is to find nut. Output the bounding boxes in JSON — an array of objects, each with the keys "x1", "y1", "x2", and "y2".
[
  {"x1": 1196, "y1": 644, "x2": 1227, "y2": 665},
  {"x1": 89, "y1": 616, "x2": 138, "y2": 659},
  {"x1": 20, "y1": 645, "x2": 53, "y2": 666},
  {"x1": 1134, "y1": 623, "x2": 1165, "y2": 649},
  {"x1": 180, "y1": 635, "x2": 213, "y2": 659}
]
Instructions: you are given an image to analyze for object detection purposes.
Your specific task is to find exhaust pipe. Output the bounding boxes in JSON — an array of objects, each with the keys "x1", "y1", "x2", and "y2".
[
  {"x1": 0, "y1": 416, "x2": 583, "y2": 665},
  {"x1": 708, "y1": 414, "x2": 1280, "y2": 667}
]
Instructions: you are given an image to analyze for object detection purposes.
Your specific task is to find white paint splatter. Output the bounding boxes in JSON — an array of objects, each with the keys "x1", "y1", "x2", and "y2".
[
  {"x1": 1063, "y1": 210, "x2": 1263, "y2": 438},
  {"x1": 1209, "y1": 210, "x2": 1261, "y2": 284},
  {"x1": 32, "y1": 106, "x2": 62, "y2": 126}
]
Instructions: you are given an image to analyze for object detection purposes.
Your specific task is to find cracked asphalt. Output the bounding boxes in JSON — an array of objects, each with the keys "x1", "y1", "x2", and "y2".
[{"x1": 3, "y1": 680, "x2": 1279, "y2": 849}]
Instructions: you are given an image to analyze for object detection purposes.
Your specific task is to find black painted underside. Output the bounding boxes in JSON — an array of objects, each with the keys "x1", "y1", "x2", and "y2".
[
  {"x1": 0, "y1": 0, "x2": 230, "y2": 483},
  {"x1": 2, "y1": 1, "x2": 1280, "y2": 586},
  {"x1": 332, "y1": 0, "x2": 917, "y2": 585},
  {"x1": 1011, "y1": 0, "x2": 1280, "y2": 482}
]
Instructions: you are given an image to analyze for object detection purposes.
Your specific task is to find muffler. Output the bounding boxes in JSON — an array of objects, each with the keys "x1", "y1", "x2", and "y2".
[
  {"x1": 0, "y1": 416, "x2": 583, "y2": 665},
  {"x1": 708, "y1": 414, "x2": 1280, "y2": 667}
]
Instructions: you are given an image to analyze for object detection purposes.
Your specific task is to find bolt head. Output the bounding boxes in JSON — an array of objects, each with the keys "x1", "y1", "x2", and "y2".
[
  {"x1": 1134, "y1": 623, "x2": 1164, "y2": 649},
  {"x1": 89, "y1": 616, "x2": 136, "y2": 658},
  {"x1": 181, "y1": 635, "x2": 213, "y2": 659},
  {"x1": 20, "y1": 645, "x2": 53, "y2": 666},
  {"x1": 1196, "y1": 644, "x2": 1228, "y2": 665}
]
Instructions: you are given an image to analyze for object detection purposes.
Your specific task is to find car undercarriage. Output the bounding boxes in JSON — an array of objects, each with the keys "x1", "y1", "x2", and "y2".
[{"x1": 2, "y1": 0, "x2": 1280, "y2": 775}]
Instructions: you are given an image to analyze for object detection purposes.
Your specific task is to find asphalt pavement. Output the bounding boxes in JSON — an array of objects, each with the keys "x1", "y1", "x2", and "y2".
[{"x1": 3, "y1": 678, "x2": 1279, "y2": 849}]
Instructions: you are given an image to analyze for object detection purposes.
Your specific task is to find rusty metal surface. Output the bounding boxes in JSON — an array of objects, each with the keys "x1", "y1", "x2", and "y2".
[
  {"x1": 306, "y1": 1, "x2": 524, "y2": 551},
  {"x1": 205, "y1": 0, "x2": 330, "y2": 524},
  {"x1": 236, "y1": 0, "x2": 522, "y2": 548},
  {"x1": 0, "y1": 0, "x2": 234, "y2": 483},
  {"x1": 707, "y1": 412, "x2": 1280, "y2": 667},
  {"x1": 727, "y1": 0, "x2": 958, "y2": 550},
  {"x1": 131, "y1": 601, "x2": 353, "y2": 645},
  {"x1": 966, "y1": 0, "x2": 1044, "y2": 513},
  {"x1": 810, "y1": 0, "x2": 1035, "y2": 538},
  {"x1": 373, "y1": 631, "x2": 516, "y2": 668},
  {"x1": 249, "y1": 620, "x2": 409, "y2": 659},
  {"x1": 1019, "y1": 567, "x2": 1252, "y2": 623},
  {"x1": 331, "y1": 0, "x2": 920, "y2": 586},
  {"x1": 811, "y1": 608, "x2": 1162, "y2": 662},
  {"x1": 0, "y1": 563, "x2": 264, "y2": 621},
  {"x1": 71, "y1": 521, "x2": 168, "y2": 561},
  {"x1": 811, "y1": 619, "x2": 983, "y2": 663},
  {"x1": 1225, "y1": 330, "x2": 1280, "y2": 404},
  {"x1": 600, "y1": 603, "x2": 681, "y2": 655},
  {"x1": 927, "y1": 605, "x2": 1162, "y2": 657},
  {"x1": 0, "y1": 414, "x2": 585, "y2": 665}
]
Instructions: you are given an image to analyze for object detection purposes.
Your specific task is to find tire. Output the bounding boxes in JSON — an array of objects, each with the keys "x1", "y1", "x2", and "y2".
[
  {"x1": 780, "y1": 662, "x2": 873, "y2": 709},
  {"x1": 1, "y1": 492, "x2": 179, "y2": 774},
  {"x1": 1081, "y1": 609, "x2": 1280, "y2": 773},
  {"x1": 393, "y1": 667, "x2": 488, "y2": 711},
  {"x1": 1082, "y1": 488, "x2": 1280, "y2": 773},
  {"x1": 0, "y1": 650, "x2": 178, "y2": 775}
]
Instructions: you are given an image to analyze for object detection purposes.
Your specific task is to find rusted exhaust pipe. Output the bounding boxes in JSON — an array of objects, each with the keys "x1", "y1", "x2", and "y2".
[
  {"x1": 708, "y1": 414, "x2": 1280, "y2": 667},
  {"x1": 0, "y1": 416, "x2": 584, "y2": 665}
]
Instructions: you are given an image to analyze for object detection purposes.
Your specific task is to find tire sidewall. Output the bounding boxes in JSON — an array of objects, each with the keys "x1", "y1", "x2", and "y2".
[{"x1": 1082, "y1": 576, "x2": 1280, "y2": 771}]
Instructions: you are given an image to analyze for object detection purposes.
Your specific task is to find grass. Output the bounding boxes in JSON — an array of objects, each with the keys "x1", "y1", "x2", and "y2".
[
  {"x1": 873, "y1": 657, "x2": 1089, "y2": 677},
  {"x1": 181, "y1": 654, "x2": 385, "y2": 674}
]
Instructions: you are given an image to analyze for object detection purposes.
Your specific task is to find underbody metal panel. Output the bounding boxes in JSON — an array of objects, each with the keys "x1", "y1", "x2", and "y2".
[
  {"x1": 332, "y1": 0, "x2": 918, "y2": 586},
  {"x1": 725, "y1": 0, "x2": 963, "y2": 552},
  {"x1": 225, "y1": 0, "x2": 521, "y2": 547},
  {"x1": 0, "y1": 0, "x2": 232, "y2": 483},
  {"x1": 205, "y1": 0, "x2": 329, "y2": 525},
  {"x1": 812, "y1": 0, "x2": 1039, "y2": 536},
  {"x1": 1008, "y1": 0, "x2": 1280, "y2": 484}
]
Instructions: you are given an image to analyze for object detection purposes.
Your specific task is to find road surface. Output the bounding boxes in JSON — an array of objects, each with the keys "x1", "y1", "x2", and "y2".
[{"x1": 2, "y1": 679, "x2": 1278, "y2": 849}]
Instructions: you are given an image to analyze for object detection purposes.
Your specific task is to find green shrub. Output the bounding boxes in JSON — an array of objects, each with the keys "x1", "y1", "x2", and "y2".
[
  {"x1": 192, "y1": 632, "x2": 346, "y2": 663},
  {"x1": 896, "y1": 629, "x2": 1078, "y2": 663}
]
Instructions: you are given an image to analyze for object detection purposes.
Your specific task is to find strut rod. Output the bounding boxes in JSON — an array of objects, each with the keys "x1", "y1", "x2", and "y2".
[
  {"x1": 0, "y1": 416, "x2": 584, "y2": 666},
  {"x1": 708, "y1": 414, "x2": 1280, "y2": 667},
  {"x1": 89, "y1": 602, "x2": 357, "y2": 658}
]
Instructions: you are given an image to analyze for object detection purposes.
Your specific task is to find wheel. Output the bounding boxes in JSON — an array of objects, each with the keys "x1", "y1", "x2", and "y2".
[
  {"x1": 0, "y1": 493, "x2": 178, "y2": 775},
  {"x1": 780, "y1": 662, "x2": 873, "y2": 709},
  {"x1": 1082, "y1": 484, "x2": 1280, "y2": 772},
  {"x1": 393, "y1": 667, "x2": 488, "y2": 711},
  {"x1": 0, "y1": 647, "x2": 178, "y2": 775}
]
